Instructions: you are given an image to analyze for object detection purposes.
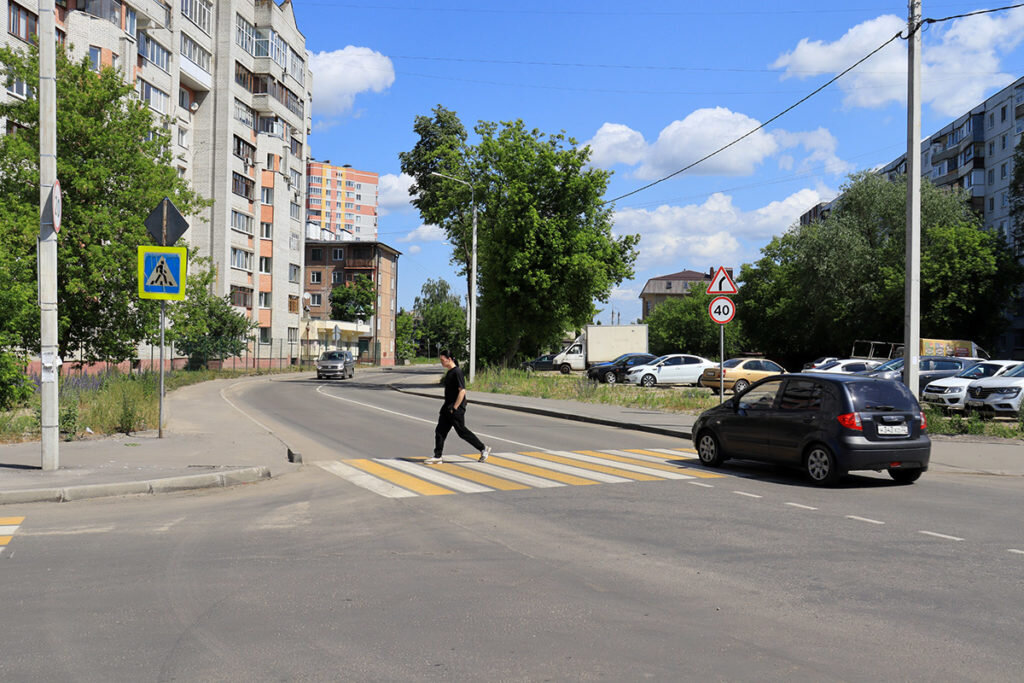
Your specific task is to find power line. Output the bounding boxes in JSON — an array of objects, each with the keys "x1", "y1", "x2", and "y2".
[{"x1": 923, "y1": 2, "x2": 1024, "y2": 25}]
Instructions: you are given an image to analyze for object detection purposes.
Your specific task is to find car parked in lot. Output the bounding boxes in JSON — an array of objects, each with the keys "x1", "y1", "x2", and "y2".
[
  {"x1": 804, "y1": 358, "x2": 881, "y2": 374},
  {"x1": 964, "y1": 361, "x2": 1024, "y2": 417},
  {"x1": 625, "y1": 354, "x2": 716, "y2": 387},
  {"x1": 861, "y1": 355, "x2": 982, "y2": 396},
  {"x1": 921, "y1": 360, "x2": 1020, "y2": 412},
  {"x1": 699, "y1": 358, "x2": 786, "y2": 394},
  {"x1": 586, "y1": 352, "x2": 656, "y2": 384},
  {"x1": 520, "y1": 353, "x2": 558, "y2": 372},
  {"x1": 692, "y1": 374, "x2": 930, "y2": 485},
  {"x1": 802, "y1": 356, "x2": 838, "y2": 370},
  {"x1": 316, "y1": 350, "x2": 355, "y2": 380}
]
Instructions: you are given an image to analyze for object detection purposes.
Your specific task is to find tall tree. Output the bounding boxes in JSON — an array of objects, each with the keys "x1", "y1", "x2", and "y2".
[
  {"x1": 413, "y1": 278, "x2": 466, "y2": 357},
  {"x1": 330, "y1": 273, "x2": 376, "y2": 322},
  {"x1": 394, "y1": 308, "x2": 417, "y2": 362},
  {"x1": 645, "y1": 292, "x2": 745, "y2": 359},
  {"x1": 401, "y1": 108, "x2": 639, "y2": 365},
  {"x1": 0, "y1": 45, "x2": 208, "y2": 363}
]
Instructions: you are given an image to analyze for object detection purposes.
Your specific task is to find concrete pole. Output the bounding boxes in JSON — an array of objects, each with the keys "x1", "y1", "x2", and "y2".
[
  {"x1": 38, "y1": 0, "x2": 59, "y2": 470},
  {"x1": 904, "y1": 0, "x2": 922, "y2": 397},
  {"x1": 469, "y1": 193, "x2": 477, "y2": 384}
]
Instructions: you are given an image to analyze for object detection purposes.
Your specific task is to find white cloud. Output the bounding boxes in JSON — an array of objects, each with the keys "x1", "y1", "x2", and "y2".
[
  {"x1": 610, "y1": 287, "x2": 639, "y2": 302},
  {"x1": 584, "y1": 123, "x2": 647, "y2": 167},
  {"x1": 309, "y1": 47, "x2": 395, "y2": 118},
  {"x1": 772, "y1": 10, "x2": 1024, "y2": 117},
  {"x1": 400, "y1": 223, "x2": 445, "y2": 243},
  {"x1": 378, "y1": 173, "x2": 415, "y2": 216},
  {"x1": 407, "y1": 245, "x2": 422, "y2": 255},
  {"x1": 773, "y1": 128, "x2": 853, "y2": 175}
]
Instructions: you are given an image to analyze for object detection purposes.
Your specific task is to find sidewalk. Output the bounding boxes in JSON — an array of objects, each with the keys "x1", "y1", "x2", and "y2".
[{"x1": 2, "y1": 373, "x2": 1021, "y2": 505}]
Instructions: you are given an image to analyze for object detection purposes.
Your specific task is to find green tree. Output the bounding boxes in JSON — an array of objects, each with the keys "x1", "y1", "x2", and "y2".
[
  {"x1": 330, "y1": 273, "x2": 376, "y2": 322},
  {"x1": 166, "y1": 254, "x2": 255, "y2": 369},
  {"x1": 395, "y1": 308, "x2": 417, "y2": 362},
  {"x1": 400, "y1": 107, "x2": 639, "y2": 365},
  {"x1": 738, "y1": 171, "x2": 1024, "y2": 366},
  {"x1": 645, "y1": 293, "x2": 745, "y2": 359},
  {"x1": 0, "y1": 45, "x2": 208, "y2": 363},
  {"x1": 0, "y1": 345, "x2": 33, "y2": 411},
  {"x1": 413, "y1": 278, "x2": 467, "y2": 356}
]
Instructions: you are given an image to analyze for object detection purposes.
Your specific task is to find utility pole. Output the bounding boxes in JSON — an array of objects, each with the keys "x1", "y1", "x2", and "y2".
[
  {"x1": 39, "y1": 0, "x2": 59, "y2": 470},
  {"x1": 904, "y1": 0, "x2": 922, "y2": 397}
]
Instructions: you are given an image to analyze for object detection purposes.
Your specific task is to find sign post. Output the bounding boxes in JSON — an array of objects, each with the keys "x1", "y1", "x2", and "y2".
[{"x1": 707, "y1": 267, "x2": 738, "y2": 404}]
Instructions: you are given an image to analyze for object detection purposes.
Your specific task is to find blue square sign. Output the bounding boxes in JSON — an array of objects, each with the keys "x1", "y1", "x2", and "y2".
[{"x1": 138, "y1": 246, "x2": 187, "y2": 300}]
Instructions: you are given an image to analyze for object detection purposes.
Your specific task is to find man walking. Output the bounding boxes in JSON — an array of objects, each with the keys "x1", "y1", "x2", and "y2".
[{"x1": 426, "y1": 349, "x2": 491, "y2": 464}]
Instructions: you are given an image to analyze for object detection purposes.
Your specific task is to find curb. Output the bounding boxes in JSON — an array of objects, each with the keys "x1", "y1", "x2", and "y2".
[{"x1": 0, "y1": 466, "x2": 271, "y2": 506}]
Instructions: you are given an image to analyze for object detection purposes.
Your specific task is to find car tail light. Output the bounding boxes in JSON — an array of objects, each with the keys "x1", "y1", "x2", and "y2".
[
  {"x1": 837, "y1": 412, "x2": 863, "y2": 430},
  {"x1": 920, "y1": 411, "x2": 927, "y2": 431}
]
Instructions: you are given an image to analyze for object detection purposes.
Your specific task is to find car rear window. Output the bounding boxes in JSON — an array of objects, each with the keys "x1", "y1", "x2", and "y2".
[{"x1": 844, "y1": 381, "x2": 918, "y2": 411}]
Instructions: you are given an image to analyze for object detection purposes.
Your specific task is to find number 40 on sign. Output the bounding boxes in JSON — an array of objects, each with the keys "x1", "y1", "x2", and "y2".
[{"x1": 709, "y1": 296, "x2": 735, "y2": 325}]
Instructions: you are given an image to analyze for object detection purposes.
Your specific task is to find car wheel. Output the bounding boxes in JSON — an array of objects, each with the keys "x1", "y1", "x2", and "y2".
[
  {"x1": 805, "y1": 444, "x2": 840, "y2": 486},
  {"x1": 889, "y1": 468, "x2": 922, "y2": 484},
  {"x1": 641, "y1": 374, "x2": 656, "y2": 387},
  {"x1": 604, "y1": 371, "x2": 617, "y2": 384},
  {"x1": 697, "y1": 431, "x2": 726, "y2": 467},
  {"x1": 559, "y1": 364, "x2": 571, "y2": 374},
  {"x1": 316, "y1": 374, "x2": 323, "y2": 380},
  {"x1": 733, "y1": 379, "x2": 750, "y2": 394}
]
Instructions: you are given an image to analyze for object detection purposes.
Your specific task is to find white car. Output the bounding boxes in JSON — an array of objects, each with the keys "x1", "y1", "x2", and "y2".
[
  {"x1": 626, "y1": 354, "x2": 716, "y2": 387},
  {"x1": 803, "y1": 358, "x2": 881, "y2": 374},
  {"x1": 922, "y1": 360, "x2": 1020, "y2": 412},
  {"x1": 964, "y1": 361, "x2": 1024, "y2": 417}
]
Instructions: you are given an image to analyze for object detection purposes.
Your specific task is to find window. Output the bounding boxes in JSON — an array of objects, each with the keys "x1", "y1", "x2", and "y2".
[
  {"x1": 289, "y1": 264, "x2": 300, "y2": 283},
  {"x1": 177, "y1": 127, "x2": 188, "y2": 149},
  {"x1": 290, "y1": 169, "x2": 301, "y2": 187},
  {"x1": 230, "y1": 210, "x2": 253, "y2": 235},
  {"x1": 82, "y1": 0, "x2": 121, "y2": 26},
  {"x1": 232, "y1": 172, "x2": 254, "y2": 199},
  {"x1": 310, "y1": 248, "x2": 323, "y2": 261},
  {"x1": 290, "y1": 202, "x2": 301, "y2": 220},
  {"x1": 234, "y1": 99, "x2": 255, "y2": 129},
  {"x1": 235, "y1": 14, "x2": 256, "y2": 55},
  {"x1": 258, "y1": 116, "x2": 283, "y2": 138},
  {"x1": 180, "y1": 33, "x2": 211, "y2": 72},
  {"x1": 7, "y1": 76, "x2": 31, "y2": 99},
  {"x1": 332, "y1": 271, "x2": 343, "y2": 284},
  {"x1": 332, "y1": 247, "x2": 344, "y2": 261},
  {"x1": 89, "y1": 46, "x2": 101, "y2": 71},
  {"x1": 288, "y1": 295, "x2": 299, "y2": 313},
  {"x1": 235, "y1": 61, "x2": 254, "y2": 92},
  {"x1": 1003, "y1": 134, "x2": 1008, "y2": 150},
  {"x1": 261, "y1": 187, "x2": 274, "y2": 205},
  {"x1": 230, "y1": 247, "x2": 253, "y2": 272},
  {"x1": 288, "y1": 47, "x2": 305, "y2": 85},
  {"x1": 779, "y1": 380, "x2": 823, "y2": 412},
  {"x1": 290, "y1": 137, "x2": 302, "y2": 156},
  {"x1": 266, "y1": 153, "x2": 275, "y2": 168},
  {"x1": 138, "y1": 80, "x2": 169, "y2": 114},
  {"x1": 259, "y1": 256, "x2": 272, "y2": 274},
  {"x1": 1002, "y1": 163, "x2": 1008, "y2": 180},
  {"x1": 258, "y1": 292, "x2": 272, "y2": 308},
  {"x1": 989, "y1": 169, "x2": 996, "y2": 185},
  {"x1": 259, "y1": 327, "x2": 271, "y2": 344},
  {"x1": 989, "y1": 141, "x2": 995, "y2": 155},
  {"x1": 1002, "y1": 191, "x2": 1008, "y2": 208},
  {"x1": 737, "y1": 379, "x2": 783, "y2": 411},
  {"x1": 310, "y1": 293, "x2": 322, "y2": 307},
  {"x1": 233, "y1": 135, "x2": 255, "y2": 163},
  {"x1": 230, "y1": 285, "x2": 252, "y2": 308},
  {"x1": 260, "y1": 222, "x2": 272, "y2": 238},
  {"x1": 9, "y1": 2, "x2": 38, "y2": 44},
  {"x1": 137, "y1": 31, "x2": 170, "y2": 71},
  {"x1": 288, "y1": 328, "x2": 298, "y2": 342},
  {"x1": 310, "y1": 271, "x2": 322, "y2": 284},
  {"x1": 179, "y1": 87, "x2": 191, "y2": 110},
  {"x1": 990, "y1": 113, "x2": 995, "y2": 127},
  {"x1": 989, "y1": 197, "x2": 996, "y2": 212},
  {"x1": 124, "y1": 5, "x2": 136, "y2": 34},
  {"x1": 1002, "y1": 105, "x2": 1007, "y2": 122},
  {"x1": 181, "y1": 0, "x2": 211, "y2": 33}
]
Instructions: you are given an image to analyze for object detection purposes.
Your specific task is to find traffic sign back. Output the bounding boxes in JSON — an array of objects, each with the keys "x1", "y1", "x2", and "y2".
[
  {"x1": 138, "y1": 246, "x2": 187, "y2": 300},
  {"x1": 145, "y1": 197, "x2": 189, "y2": 246},
  {"x1": 706, "y1": 266, "x2": 738, "y2": 295}
]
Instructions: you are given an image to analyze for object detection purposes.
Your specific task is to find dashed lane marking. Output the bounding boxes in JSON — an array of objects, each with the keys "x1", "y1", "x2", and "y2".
[{"x1": 919, "y1": 530, "x2": 964, "y2": 542}]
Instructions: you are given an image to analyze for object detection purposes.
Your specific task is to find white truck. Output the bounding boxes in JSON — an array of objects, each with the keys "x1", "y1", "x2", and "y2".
[{"x1": 551, "y1": 324, "x2": 649, "y2": 373}]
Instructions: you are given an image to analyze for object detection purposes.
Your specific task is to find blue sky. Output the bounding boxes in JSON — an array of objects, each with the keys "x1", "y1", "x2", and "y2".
[{"x1": 291, "y1": 1, "x2": 1024, "y2": 322}]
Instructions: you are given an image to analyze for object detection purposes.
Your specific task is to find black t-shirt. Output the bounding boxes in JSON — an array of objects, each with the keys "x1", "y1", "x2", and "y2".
[{"x1": 444, "y1": 365, "x2": 466, "y2": 407}]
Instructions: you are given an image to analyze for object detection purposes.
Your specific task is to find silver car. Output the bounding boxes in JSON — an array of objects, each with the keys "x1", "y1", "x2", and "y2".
[{"x1": 316, "y1": 350, "x2": 355, "y2": 380}]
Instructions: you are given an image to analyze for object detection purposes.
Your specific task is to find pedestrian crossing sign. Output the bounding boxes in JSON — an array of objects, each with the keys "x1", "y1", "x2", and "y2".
[{"x1": 138, "y1": 246, "x2": 187, "y2": 300}]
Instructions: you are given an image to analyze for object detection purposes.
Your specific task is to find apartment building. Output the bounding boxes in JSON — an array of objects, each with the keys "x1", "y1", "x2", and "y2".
[
  {"x1": 3, "y1": 0, "x2": 313, "y2": 358},
  {"x1": 305, "y1": 159, "x2": 379, "y2": 241},
  {"x1": 639, "y1": 268, "x2": 730, "y2": 320},
  {"x1": 303, "y1": 240, "x2": 400, "y2": 365}
]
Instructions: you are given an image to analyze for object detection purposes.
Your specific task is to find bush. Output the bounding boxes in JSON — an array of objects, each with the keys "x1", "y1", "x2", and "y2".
[{"x1": 0, "y1": 351, "x2": 34, "y2": 411}]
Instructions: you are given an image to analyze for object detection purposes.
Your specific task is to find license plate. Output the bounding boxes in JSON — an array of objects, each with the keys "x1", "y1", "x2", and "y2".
[{"x1": 877, "y1": 424, "x2": 908, "y2": 435}]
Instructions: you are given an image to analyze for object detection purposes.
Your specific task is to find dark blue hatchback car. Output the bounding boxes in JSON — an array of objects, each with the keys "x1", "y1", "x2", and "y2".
[{"x1": 691, "y1": 374, "x2": 930, "y2": 485}]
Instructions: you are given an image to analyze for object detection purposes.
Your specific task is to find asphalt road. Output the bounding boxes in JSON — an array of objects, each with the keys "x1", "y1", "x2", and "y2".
[{"x1": 3, "y1": 369, "x2": 1022, "y2": 681}]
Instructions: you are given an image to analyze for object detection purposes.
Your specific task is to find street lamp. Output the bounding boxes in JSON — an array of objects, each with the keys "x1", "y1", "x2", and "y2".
[{"x1": 430, "y1": 171, "x2": 477, "y2": 383}]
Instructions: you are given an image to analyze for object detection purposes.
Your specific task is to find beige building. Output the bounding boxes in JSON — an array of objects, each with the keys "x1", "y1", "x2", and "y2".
[{"x1": 639, "y1": 268, "x2": 732, "y2": 320}]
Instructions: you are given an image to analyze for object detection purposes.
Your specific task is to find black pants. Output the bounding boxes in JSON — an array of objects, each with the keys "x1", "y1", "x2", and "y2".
[{"x1": 434, "y1": 406, "x2": 485, "y2": 456}]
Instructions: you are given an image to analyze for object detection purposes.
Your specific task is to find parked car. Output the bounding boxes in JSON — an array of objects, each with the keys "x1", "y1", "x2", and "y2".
[
  {"x1": 699, "y1": 358, "x2": 786, "y2": 394},
  {"x1": 521, "y1": 353, "x2": 558, "y2": 372},
  {"x1": 964, "y1": 361, "x2": 1024, "y2": 417},
  {"x1": 316, "y1": 350, "x2": 355, "y2": 380},
  {"x1": 804, "y1": 358, "x2": 881, "y2": 374},
  {"x1": 692, "y1": 374, "x2": 930, "y2": 485},
  {"x1": 921, "y1": 360, "x2": 1021, "y2": 412},
  {"x1": 586, "y1": 352, "x2": 657, "y2": 384},
  {"x1": 861, "y1": 355, "x2": 982, "y2": 396},
  {"x1": 626, "y1": 354, "x2": 716, "y2": 387},
  {"x1": 802, "y1": 356, "x2": 839, "y2": 370}
]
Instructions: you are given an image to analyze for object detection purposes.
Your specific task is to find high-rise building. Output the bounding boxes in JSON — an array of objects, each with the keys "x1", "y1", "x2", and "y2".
[
  {"x1": 3, "y1": 0, "x2": 313, "y2": 359},
  {"x1": 305, "y1": 160, "x2": 379, "y2": 241}
]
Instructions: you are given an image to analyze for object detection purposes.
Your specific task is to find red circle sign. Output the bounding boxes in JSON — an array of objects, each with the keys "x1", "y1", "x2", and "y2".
[{"x1": 709, "y1": 296, "x2": 735, "y2": 324}]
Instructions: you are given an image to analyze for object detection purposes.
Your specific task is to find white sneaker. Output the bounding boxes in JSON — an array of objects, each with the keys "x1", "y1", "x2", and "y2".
[
  {"x1": 480, "y1": 446, "x2": 491, "y2": 462},
  {"x1": 424, "y1": 455, "x2": 443, "y2": 465}
]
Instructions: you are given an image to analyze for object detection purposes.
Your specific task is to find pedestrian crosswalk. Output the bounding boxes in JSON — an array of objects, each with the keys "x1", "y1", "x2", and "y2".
[
  {"x1": 313, "y1": 448, "x2": 722, "y2": 498},
  {"x1": 0, "y1": 516, "x2": 25, "y2": 556}
]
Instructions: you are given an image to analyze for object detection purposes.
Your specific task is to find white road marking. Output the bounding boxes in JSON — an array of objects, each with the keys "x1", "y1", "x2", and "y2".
[
  {"x1": 549, "y1": 450, "x2": 694, "y2": 479},
  {"x1": 0, "y1": 525, "x2": 21, "y2": 535},
  {"x1": 733, "y1": 491, "x2": 762, "y2": 499},
  {"x1": 785, "y1": 502, "x2": 818, "y2": 510},
  {"x1": 687, "y1": 481, "x2": 714, "y2": 488},
  {"x1": 316, "y1": 386, "x2": 548, "y2": 451},
  {"x1": 613, "y1": 448, "x2": 695, "y2": 464},
  {"x1": 19, "y1": 526, "x2": 116, "y2": 536},
  {"x1": 153, "y1": 517, "x2": 186, "y2": 533},
  {"x1": 314, "y1": 460, "x2": 417, "y2": 498},
  {"x1": 846, "y1": 515, "x2": 885, "y2": 525},
  {"x1": 497, "y1": 452, "x2": 632, "y2": 483},
  {"x1": 443, "y1": 455, "x2": 565, "y2": 488},
  {"x1": 1008, "y1": 549, "x2": 1024, "y2": 555},
  {"x1": 383, "y1": 459, "x2": 493, "y2": 493},
  {"x1": 919, "y1": 530, "x2": 964, "y2": 542}
]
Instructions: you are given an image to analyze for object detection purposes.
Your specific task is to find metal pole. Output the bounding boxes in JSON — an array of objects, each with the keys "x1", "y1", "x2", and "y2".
[
  {"x1": 469, "y1": 191, "x2": 477, "y2": 383},
  {"x1": 158, "y1": 301, "x2": 165, "y2": 438},
  {"x1": 39, "y1": 0, "x2": 59, "y2": 470},
  {"x1": 719, "y1": 323, "x2": 724, "y2": 405},
  {"x1": 904, "y1": 0, "x2": 922, "y2": 396}
]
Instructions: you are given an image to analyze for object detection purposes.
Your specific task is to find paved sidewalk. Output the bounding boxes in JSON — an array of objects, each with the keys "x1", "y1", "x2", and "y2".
[{"x1": 2, "y1": 371, "x2": 1021, "y2": 506}]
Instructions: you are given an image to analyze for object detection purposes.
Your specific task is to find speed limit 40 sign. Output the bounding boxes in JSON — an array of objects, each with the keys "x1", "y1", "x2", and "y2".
[{"x1": 709, "y1": 296, "x2": 735, "y2": 324}]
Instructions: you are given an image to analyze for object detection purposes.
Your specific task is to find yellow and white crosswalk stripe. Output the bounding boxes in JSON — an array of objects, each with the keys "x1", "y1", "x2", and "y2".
[
  {"x1": 314, "y1": 447, "x2": 724, "y2": 499},
  {"x1": 0, "y1": 516, "x2": 25, "y2": 556}
]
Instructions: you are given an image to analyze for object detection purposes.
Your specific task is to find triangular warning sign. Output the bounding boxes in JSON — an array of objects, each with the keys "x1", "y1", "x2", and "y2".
[
  {"x1": 705, "y1": 266, "x2": 737, "y2": 295},
  {"x1": 147, "y1": 256, "x2": 178, "y2": 289}
]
